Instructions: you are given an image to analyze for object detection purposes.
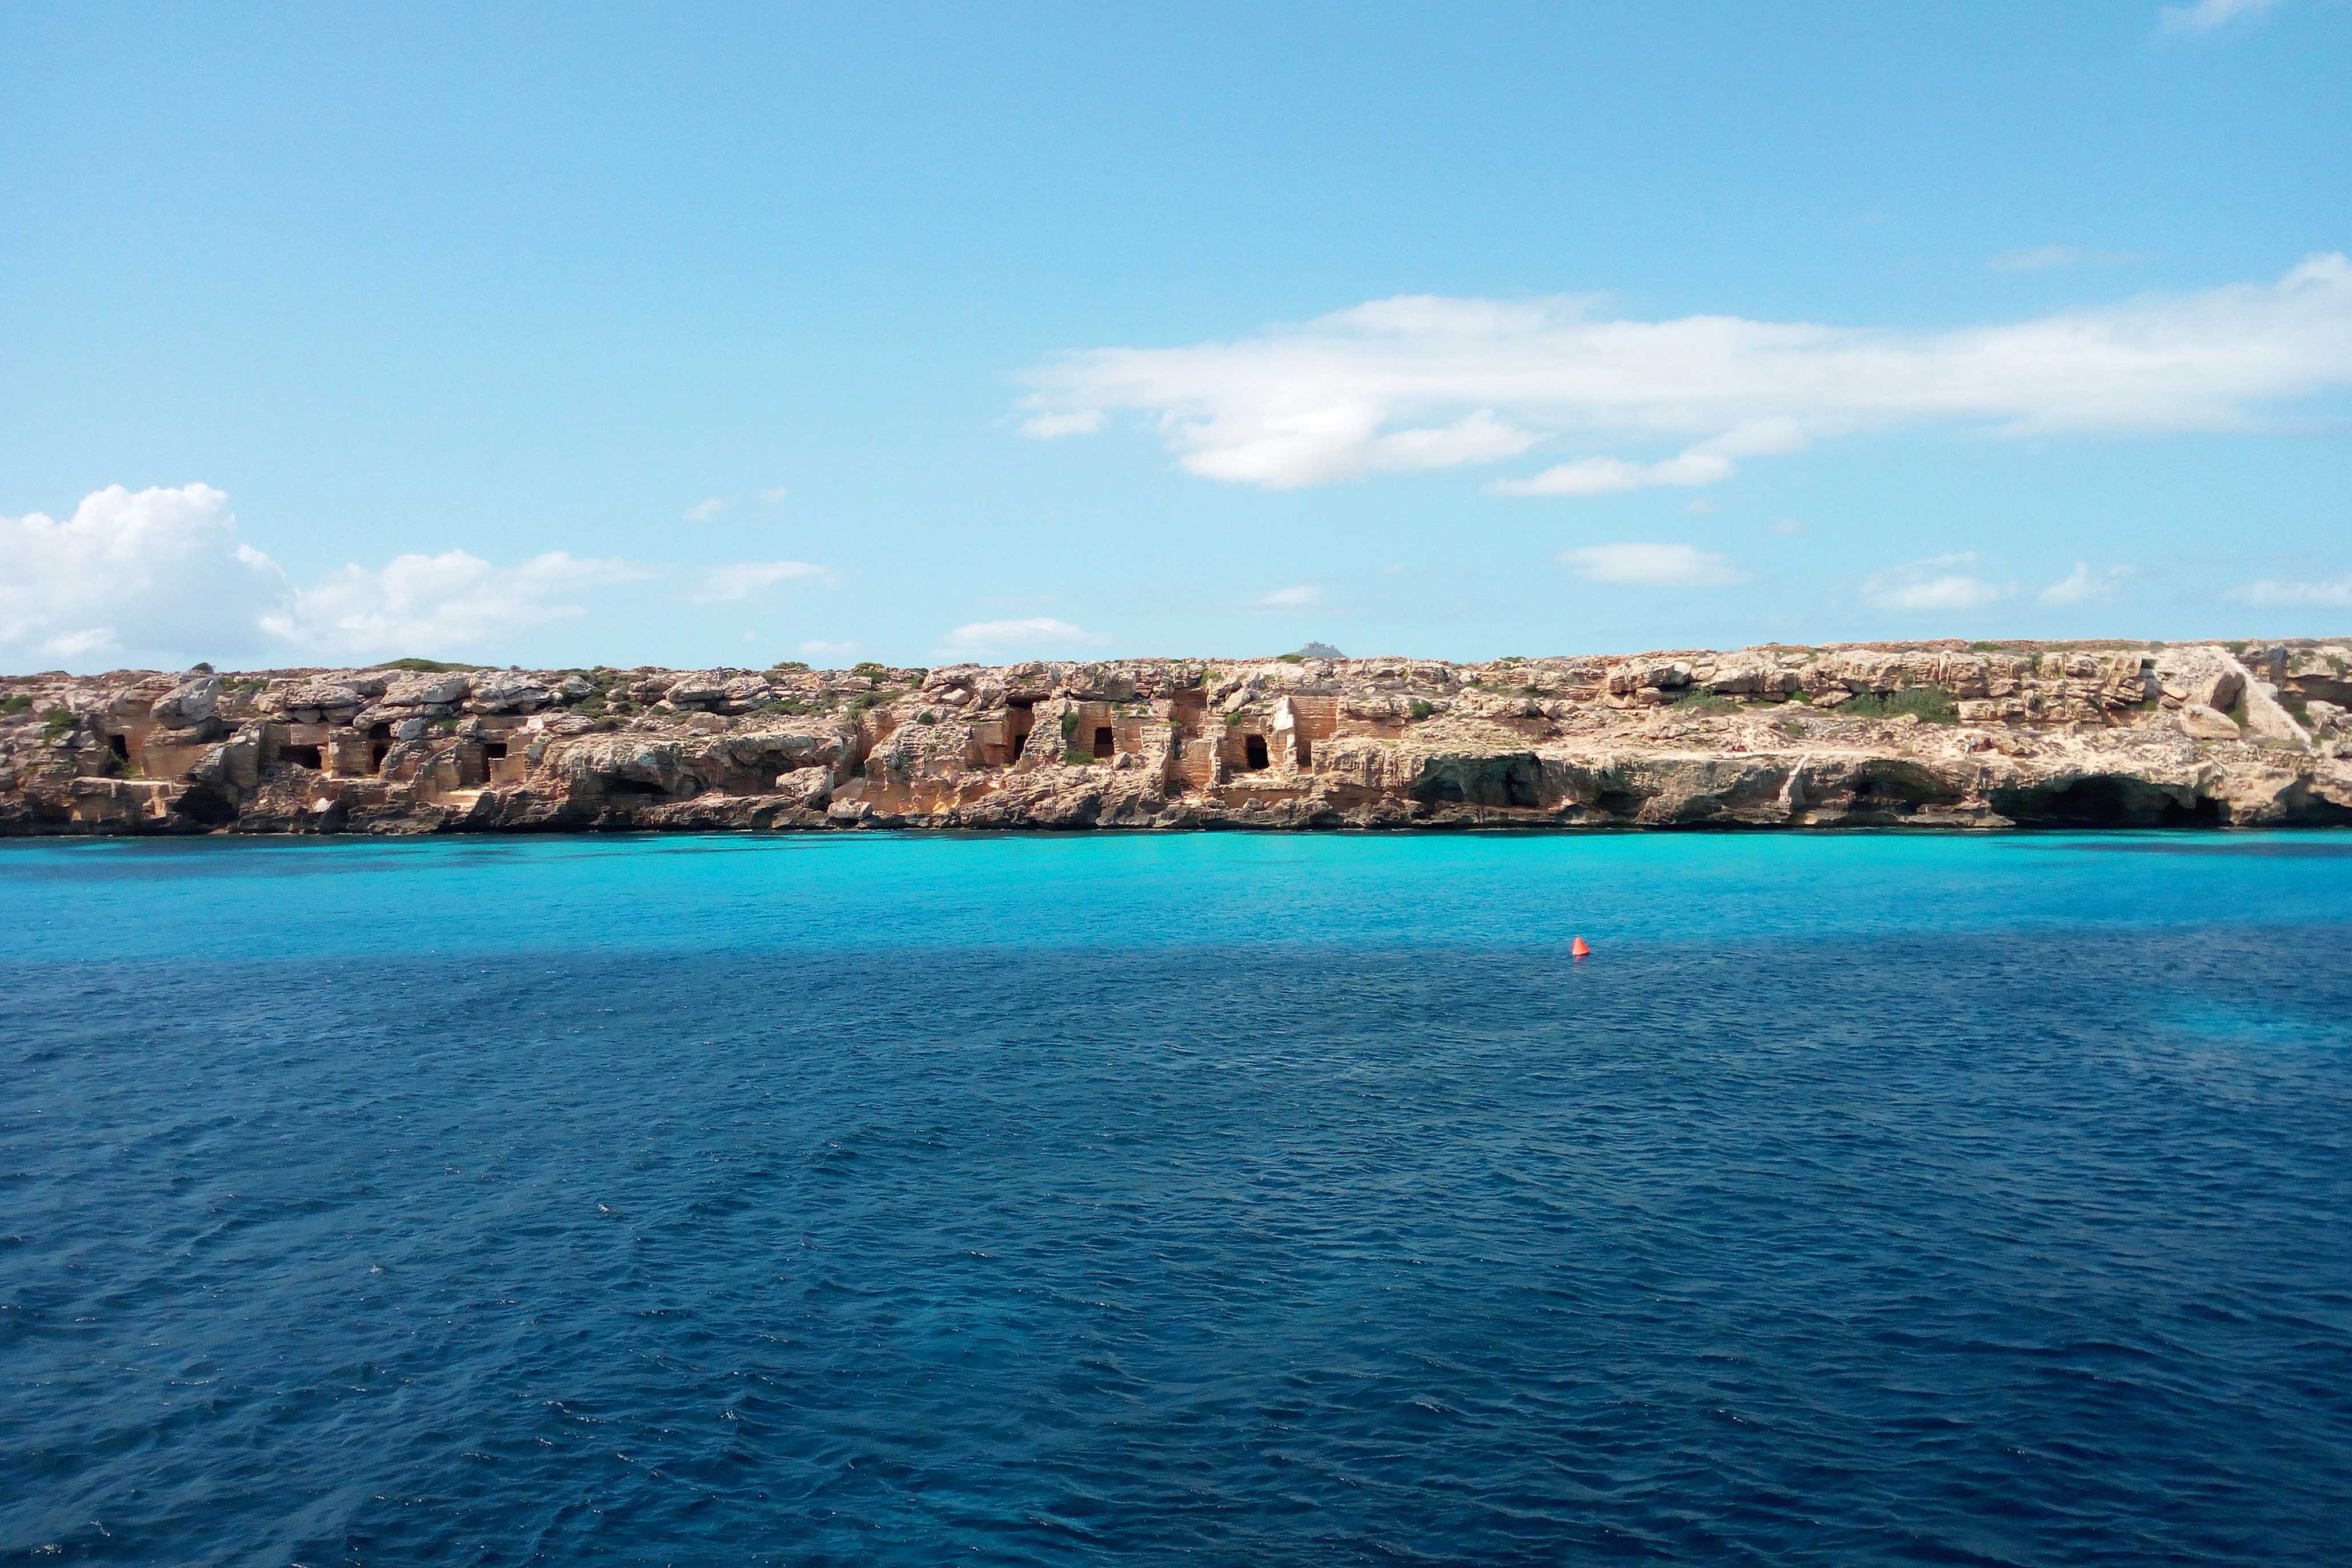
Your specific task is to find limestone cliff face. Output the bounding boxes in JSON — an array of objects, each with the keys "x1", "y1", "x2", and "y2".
[{"x1": 5, "y1": 640, "x2": 2349, "y2": 836}]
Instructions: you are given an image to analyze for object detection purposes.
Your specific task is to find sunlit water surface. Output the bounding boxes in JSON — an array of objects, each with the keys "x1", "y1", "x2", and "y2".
[{"x1": 4, "y1": 832, "x2": 2350, "y2": 1565}]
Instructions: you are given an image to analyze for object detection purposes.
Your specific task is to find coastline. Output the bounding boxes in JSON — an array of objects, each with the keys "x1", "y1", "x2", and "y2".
[{"x1": 7, "y1": 637, "x2": 2348, "y2": 837}]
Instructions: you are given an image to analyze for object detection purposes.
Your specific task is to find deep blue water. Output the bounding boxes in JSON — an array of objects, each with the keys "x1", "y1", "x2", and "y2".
[{"x1": 4, "y1": 831, "x2": 2351, "y2": 1566}]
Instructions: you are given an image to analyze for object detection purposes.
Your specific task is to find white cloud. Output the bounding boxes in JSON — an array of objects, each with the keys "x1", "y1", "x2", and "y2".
[
  {"x1": 1, "y1": 483, "x2": 287, "y2": 665},
  {"x1": 690, "y1": 560, "x2": 838, "y2": 603},
  {"x1": 1770, "y1": 518, "x2": 1808, "y2": 536},
  {"x1": 1557, "y1": 543, "x2": 1745, "y2": 588},
  {"x1": 684, "y1": 496, "x2": 726, "y2": 521},
  {"x1": 1017, "y1": 255, "x2": 2352, "y2": 495},
  {"x1": 1989, "y1": 244, "x2": 2141, "y2": 273},
  {"x1": 1251, "y1": 584, "x2": 1324, "y2": 607},
  {"x1": 938, "y1": 617, "x2": 1102, "y2": 654},
  {"x1": 263, "y1": 551, "x2": 650, "y2": 659},
  {"x1": 2040, "y1": 562, "x2": 2132, "y2": 605},
  {"x1": 1862, "y1": 554, "x2": 2009, "y2": 612},
  {"x1": 758, "y1": 486, "x2": 790, "y2": 504},
  {"x1": 1494, "y1": 419, "x2": 1805, "y2": 498},
  {"x1": 1020, "y1": 410, "x2": 1105, "y2": 439},
  {"x1": 799, "y1": 639, "x2": 861, "y2": 660},
  {"x1": 2159, "y1": 0, "x2": 2282, "y2": 35},
  {"x1": 2237, "y1": 576, "x2": 2352, "y2": 607},
  {"x1": 2, "y1": 482, "x2": 852, "y2": 671}
]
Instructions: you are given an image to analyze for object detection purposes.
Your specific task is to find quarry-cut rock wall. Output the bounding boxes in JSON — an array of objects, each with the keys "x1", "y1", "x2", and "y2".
[{"x1": 5, "y1": 639, "x2": 2350, "y2": 836}]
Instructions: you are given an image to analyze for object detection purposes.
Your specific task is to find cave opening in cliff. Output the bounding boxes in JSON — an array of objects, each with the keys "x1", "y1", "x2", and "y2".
[
  {"x1": 107, "y1": 732, "x2": 129, "y2": 762},
  {"x1": 278, "y1": 744, "x2": 323, "y2": 771},
  {"x1": 1993, "y1": 776, "x2": 2222, "y2": 829},
  {"x1": 368, "y1": 721, "x2": 392, "y2": 741},
  {"x1": 1005, "y1": 699, "x2": 1034, "y2": 763},
  {"x1": 1092, "y1": 726, "x2": 1114, "y2": 759},
  {"x1": 482, "y1": 741, "x2": 508, "y2": 760},
  {"x1": 1244, "y1": 734, "x2": 1270, "y2": 771},
  {"x1": 1295, "y1": 735, "x2": 1312, "y2": 768},
  {"x1": 370, "y1": 742, "x2": 390, "y2": 769}
]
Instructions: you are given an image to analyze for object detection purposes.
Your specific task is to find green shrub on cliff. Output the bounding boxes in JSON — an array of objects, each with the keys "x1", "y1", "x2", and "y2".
[
  {"x1": 41, "y1": 708, "x2": 75, "y2": 740},
  {"x1": 1, "y1": 694, "x2": 30, "y2": 715},
  {"x1": 378, "y1": 657, "x2": 481, "y2": 673},
  {"x1": 1061, "y1": 747, "x2": 1097, "y2": 765},
  {"x1": 1836, "y1": 686, "x2": 1959, "y2": 723},
  {"x1": 1671, "y1": 691, "x2": 1740, "y2": 715},
  {"x1": 1408, "y1": 699, "x2": 1436, "y2": 720}
]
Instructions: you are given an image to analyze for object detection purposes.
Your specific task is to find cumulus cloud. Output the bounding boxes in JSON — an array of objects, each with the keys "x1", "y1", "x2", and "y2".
[
  {"x1": 1, "y1": 483, "x2": 843, "y2": 670},
  {"x1": 938, "y1": 617, "x2": 1102, "y2": 654},
  {"x1": 2237, "y1": 575, "x2": 2352, "y2": 607},
  {"x1": 1017, "y1": 255, "x2": 2352, "y2": 495},
  {"x1": 1862, "y1": 554, "x2": 2009, "y2": 613},
  {"x1": 1557, "y1": 543, "x2": 1745, "y2": 588},
  {"x1": 1, "y1": 483, "x2": 286, "y2": 665},
  {"x1": 1251, "y1": 585, "x2": 1324, "y2": 607},
  {"x1": 690, "y1": 560, "x2": 838, "y2": 602},
  {"x1": 2159, "y1": 0, "x2": 2282, "y2": 35},
  {"x1": 263, "y1": 551, "x2": 650, "y2": 659},
  {"x1": 684, "y1": 496, "x2": 726, "y2": 522},
  {"x1": 2040, "y1": 562, "x2": 2133, "y2": 606}
]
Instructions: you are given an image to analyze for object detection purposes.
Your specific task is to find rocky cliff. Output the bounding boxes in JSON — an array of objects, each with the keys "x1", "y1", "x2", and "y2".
[{"x1": 5, "y1": 639, "x2": 2350, "y2": 836}]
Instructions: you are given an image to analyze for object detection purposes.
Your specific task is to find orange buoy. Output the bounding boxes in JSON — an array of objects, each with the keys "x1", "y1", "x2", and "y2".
[{"x1": 1570, "y1": 936, "x2": 1591, "y2": 959}]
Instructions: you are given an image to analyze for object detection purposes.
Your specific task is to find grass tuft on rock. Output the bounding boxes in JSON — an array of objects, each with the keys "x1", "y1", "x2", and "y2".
[{"x1": 1834, "y1": 686, "x2": 1960, "y2": 723}]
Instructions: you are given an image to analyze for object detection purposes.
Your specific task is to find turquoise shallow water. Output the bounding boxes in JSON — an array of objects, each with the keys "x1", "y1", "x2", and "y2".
[{"x1": 4, "y1": 831, "x2": 2351, "y2": 1563}]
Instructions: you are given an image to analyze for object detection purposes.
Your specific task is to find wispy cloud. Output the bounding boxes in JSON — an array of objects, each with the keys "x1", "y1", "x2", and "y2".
[
  {"x1": 690, "y1": 560, "x2": 838, "y2": 603},
  {"x1": 1989, "y1": 244, "x2": 2142, "y2": 272},
  {"x1": 758, "y1": 486, "x2": 790, "y2": 504},
  {"x1": 1862, "y1": 554, "x2": 2008, "y2": 613},
  {"x1": 1558, "y1": 543, "x2": 1744, "y2": 588},
  {"x1": 2040, "y1": 562, "x2": 2132, "y2": 605},
  {"x1": 266, "y1": 550, "x2": 652, "y2": 658},
  {"x1": 799, "y1": 639, "x2": 862, "y2": 660},
  {"x1": 1250, "y1": 584, "x2": 1324, "y2": 607},
  {"x1": 1018, "y1": 255, "x2": 2352, "y2": 496},
  {"x1": 2158, "y1": 0, "x2": 2283, "y2": 37},
  {"x1": 2237, "y1": 575, "x2": 2352, "y2": 607},
  {"x1": 1020, "y1": 410, "x2": 1105, "y2": 439},
  {"x1": 939, "y1": 616, "x2": 1104, "y2": 655},
  {"x1": 684, "y1": 496, "x2": 726, "y2": 522}
]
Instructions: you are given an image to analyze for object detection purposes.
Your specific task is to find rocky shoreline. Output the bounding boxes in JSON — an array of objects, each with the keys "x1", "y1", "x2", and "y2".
[{"x1": 4, "y1": 639, "x2": 2349, "y2": 837}]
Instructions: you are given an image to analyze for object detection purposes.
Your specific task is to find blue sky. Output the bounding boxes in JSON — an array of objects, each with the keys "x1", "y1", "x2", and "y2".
[{"x1": 3, "y1": 1, "x2": 2347, "y2": 671}]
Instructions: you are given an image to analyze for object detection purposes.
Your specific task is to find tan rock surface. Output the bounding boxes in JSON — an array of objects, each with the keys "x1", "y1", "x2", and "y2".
[{"x1": 4, "y1": 639, "x2": 2350, "y2": 836}]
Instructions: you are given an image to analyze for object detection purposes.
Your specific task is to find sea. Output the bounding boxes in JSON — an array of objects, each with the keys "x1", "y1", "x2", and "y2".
[{"x1": 3, "y1": 830, "x2": 2350, "y2": 1565}]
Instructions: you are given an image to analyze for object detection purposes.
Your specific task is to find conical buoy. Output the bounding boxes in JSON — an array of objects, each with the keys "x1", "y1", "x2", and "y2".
[{"x1": 1570, "y1": 936, "x2": 1591, "y2": 959}]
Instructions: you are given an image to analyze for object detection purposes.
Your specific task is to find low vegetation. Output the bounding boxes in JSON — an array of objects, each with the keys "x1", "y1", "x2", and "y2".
[
  {"x1": 1671, "y1": 691, "x2": 1740, "y2": 715},
  {"x1": 1833, "y1": 686, "x2": 1960, "y2": 723},
  {"x1": 376, "y1": 657, "x2": 481, "y2": 673}
]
